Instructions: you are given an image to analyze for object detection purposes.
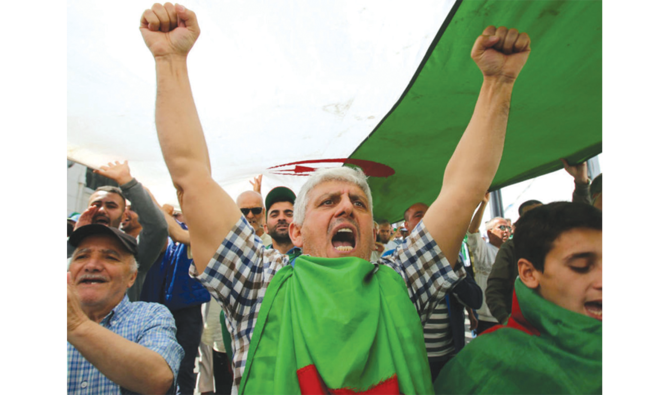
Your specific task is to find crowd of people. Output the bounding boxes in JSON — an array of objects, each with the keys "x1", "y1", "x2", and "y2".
[{"x1": 66, "y1": 3, "x2": 602, "y2": 394}]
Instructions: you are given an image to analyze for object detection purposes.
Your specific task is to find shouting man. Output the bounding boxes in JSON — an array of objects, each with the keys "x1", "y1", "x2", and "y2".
[{"x1": 140, "y1": 3, "x2": 530, "y2": 393}]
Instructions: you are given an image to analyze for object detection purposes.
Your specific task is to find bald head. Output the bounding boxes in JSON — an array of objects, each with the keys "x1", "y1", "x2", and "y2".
[
  {"x1": 236, "y1": 190, "x2": 262, "y2": 206},
  {"x1": 237, "y1": 191, "x2": 265, "y2": 233}
]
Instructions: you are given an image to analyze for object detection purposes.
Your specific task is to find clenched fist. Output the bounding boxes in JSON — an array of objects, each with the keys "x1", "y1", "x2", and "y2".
[
  {"x1": 471, "y1": 26, "x2": 531, "y2": 83},
  {"x1": 140, "y1": 3, "x2": 201, "y2": 58}
]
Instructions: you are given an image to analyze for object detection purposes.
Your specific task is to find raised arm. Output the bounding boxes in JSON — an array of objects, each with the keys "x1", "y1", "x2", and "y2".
[
  {"x1": 561, "y1": 158, "x2": 592, "y2": 205},
  {"x1": 468, "y1": 193, "x2": 490, "y2": 234},
  {"x1": 161, "y1": 204, "x2": 191, "y2": 245},
  {"x1": 422, "y1": 26, "x2": 530, "y2": 265},
  {"x1": 140, "y1": 3, "x2": 241, "y2": 272},
  {"x1": 96, "y1": 161, "x2": 169, "y2": 271}
]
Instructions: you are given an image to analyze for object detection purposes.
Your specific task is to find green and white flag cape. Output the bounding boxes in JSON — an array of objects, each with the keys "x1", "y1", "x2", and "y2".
[
  {"x1": 68, "y1": 1, "x2": 601, "y2": 221},
  {"x1": 239, "y1": 255, "x2": 433, "y2": 394},
  {"x1": 435, "y1": 278, "x2": 602, "y2": 394}
]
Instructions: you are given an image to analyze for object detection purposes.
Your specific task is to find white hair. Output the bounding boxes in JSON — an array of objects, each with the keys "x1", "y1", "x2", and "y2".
[
  {"x1": 128, "y1": 255, "x2": 138, "y2": 273},
  {"x1": 293, "y1": 167, "x2": 374, "y2": 225},
  {"x1": 485, "y1": 217, "x2": 506, "y2": 231}
]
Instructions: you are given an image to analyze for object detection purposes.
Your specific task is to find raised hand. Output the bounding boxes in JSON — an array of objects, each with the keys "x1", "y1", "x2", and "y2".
[
  {"x1": 75, "y1": 205, "x2": 97, "y2": 230},
  {"x1": 561, "y1": 158, "x2": 589, "y2": 185},
  {"x1": 471, "y1": 26, "x2": 531, "y2": 83},
  {"x1": 94, "y1": 160, "x2": 133, "y2": 186},
  {"x1": 161, "y1": 204, "x2": 175, "y2": 216},
  {"x1": 249, "y1": 175, "x2": 263, "y2": 194},
  {"x1": 67, "y1": 272, "x2": 88, "y2": 335},
  {"x1": 140, "y1": 3, "x2": 201, "y2": 59}
]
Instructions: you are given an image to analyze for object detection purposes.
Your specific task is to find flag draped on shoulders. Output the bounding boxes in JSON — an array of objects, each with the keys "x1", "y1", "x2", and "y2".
[
  {"x1": 239, "y1": 255, "x2": 434, "y2": 394},
  {"x1": 434, "y1": 278, "x2": 602, "y2": 394}
]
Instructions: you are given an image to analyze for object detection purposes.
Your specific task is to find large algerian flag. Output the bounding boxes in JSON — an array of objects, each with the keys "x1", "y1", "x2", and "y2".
[{"x1": 67, "y1": 0, "x2": 601, "y2": 221}]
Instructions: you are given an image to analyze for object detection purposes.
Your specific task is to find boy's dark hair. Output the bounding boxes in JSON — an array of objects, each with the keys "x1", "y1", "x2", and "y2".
[
  {"x1": 514, "y1": 202, "x2": 601, "y2": 272},
  {"x1": 518, "y1": 199, "x2": 543, "y2": 217}
]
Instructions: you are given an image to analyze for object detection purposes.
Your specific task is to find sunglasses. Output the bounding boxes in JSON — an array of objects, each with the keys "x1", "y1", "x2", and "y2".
[
  {"x1": 497, "y1": 225, "x2": 512, "y2": 231},
  {"x1": 241, "y1": 207, "x2": 263, "y2": 216}
]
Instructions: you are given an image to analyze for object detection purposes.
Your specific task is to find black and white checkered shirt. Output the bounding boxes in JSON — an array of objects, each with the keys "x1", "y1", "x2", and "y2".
[{"x1": 191, "y1": 215, "x2": 465, "y2": 393}]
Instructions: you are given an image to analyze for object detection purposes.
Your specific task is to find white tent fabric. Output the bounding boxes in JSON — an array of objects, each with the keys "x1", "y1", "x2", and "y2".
[{"x1": 68, "y1": 0, "x2": 457, "y2": 207}]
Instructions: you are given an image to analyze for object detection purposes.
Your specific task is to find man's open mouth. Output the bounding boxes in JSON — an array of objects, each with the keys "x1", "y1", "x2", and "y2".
[
  {"x1": 94, "y1": 216, "x2": 110, "y2": 225},
  {"x1": 332, "y1": 226, "x2": 356, "y2": 253},
  {"x1": 78, "y1": 275, "x2": 108, "y2": 285},
  {"x1": 584, "y1": 301, "x2": 602, "y2": 320}
]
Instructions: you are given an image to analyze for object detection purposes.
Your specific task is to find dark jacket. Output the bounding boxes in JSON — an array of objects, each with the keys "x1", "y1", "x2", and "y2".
[
  {"x1": 447, "y1": 258, "x2": 483, "y2": 354},
  {"x1": 140, "y1": 221, "x2": 210, "y2": 311}
]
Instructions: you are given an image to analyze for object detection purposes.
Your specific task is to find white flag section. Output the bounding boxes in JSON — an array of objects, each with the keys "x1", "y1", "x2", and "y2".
[{"x1": 68, "y1": 0, "x2": 457, "y2": 207}]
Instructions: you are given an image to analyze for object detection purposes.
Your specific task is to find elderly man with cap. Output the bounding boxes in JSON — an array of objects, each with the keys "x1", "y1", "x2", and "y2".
[
  {"x1": 67, "y1": 224, "x2": 184, "y2": 395},
  {"x1": 68, "y1": 161, "x2": 169, "y2": 302}
]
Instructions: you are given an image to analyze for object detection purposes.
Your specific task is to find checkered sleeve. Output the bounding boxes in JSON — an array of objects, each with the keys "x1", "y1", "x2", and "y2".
[
  {"x1": 192, "y1": 215, "x2": 287, "y2": 320},
  {"x1": 379, "y1": 219, "x2": 466, "y2": 325},
  {"x1": 190, "y1": 215, "x2": 287, "y2": 392}
]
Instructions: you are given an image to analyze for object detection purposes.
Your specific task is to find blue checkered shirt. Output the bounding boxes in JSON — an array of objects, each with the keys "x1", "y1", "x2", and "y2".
[
  {"x1": 67, "y1": 295, "x2": 184, "y2": 394},
  {"x1": 192, "y1": 216, "x2": 465, "y2": 393}
]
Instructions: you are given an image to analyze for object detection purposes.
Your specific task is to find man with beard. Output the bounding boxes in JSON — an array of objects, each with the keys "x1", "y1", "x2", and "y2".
[
  {"x1": 69, "y1": 161, "x2": 168, "y2": 301},
  {"x1": 263, "y1": 187, "x2": 297, "y2": 256},
  {"x1": 377, "y1": 220, "x2": 398, "y2": 254}
]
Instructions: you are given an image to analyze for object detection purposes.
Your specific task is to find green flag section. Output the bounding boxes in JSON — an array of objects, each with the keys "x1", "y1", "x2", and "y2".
[
  {"x1": 349, "y1": 0, "x2": 602, "y2": 222},
  {"x1": 239, "y1": 256, "x2": 433, "y2": 394},
  {"x1": 434, "y1": 278, "x2": 602, "y2": 394}
]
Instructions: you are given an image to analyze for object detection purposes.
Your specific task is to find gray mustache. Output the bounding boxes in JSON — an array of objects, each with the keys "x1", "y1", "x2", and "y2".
[{"x1": 78, "y1": 274, "x2": 109, "y2": 282}]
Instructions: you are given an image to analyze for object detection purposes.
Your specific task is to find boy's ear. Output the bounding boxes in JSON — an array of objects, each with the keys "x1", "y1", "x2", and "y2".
[
  {"x1": 289, "y1": 222, "x2": 303, "y2": 247},
  {"x1": 518, "y1": 258, "x2": 540, "y2": 289}
]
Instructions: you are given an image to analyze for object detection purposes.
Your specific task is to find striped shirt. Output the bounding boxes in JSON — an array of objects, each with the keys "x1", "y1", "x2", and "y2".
[
  {"x1": 193, "y1": 216, "x2": 465, "y2": 394},
  {"x1": 67, "y1": 295, "x2": 184, "y2": 394},
  {"x1": 423, "y1": 297, "x2": 455, "y2": 359}
]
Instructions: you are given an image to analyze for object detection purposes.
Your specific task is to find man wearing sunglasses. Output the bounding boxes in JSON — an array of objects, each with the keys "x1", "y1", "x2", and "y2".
[
  {"x1": 236, "y1": 191, "x2": 272, "y2": 247},
  {"x1": 466, "y1": 192, "x2": 511, "y2": 334}
]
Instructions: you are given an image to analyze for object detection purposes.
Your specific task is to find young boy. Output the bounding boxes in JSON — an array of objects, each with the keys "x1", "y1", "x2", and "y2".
[{"x1": 435, "y1": 202, "x2": 602, "y2": 394}]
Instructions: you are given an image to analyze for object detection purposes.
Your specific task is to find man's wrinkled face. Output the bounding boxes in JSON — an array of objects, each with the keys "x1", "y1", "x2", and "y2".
[
  {"x1": 404, "y1": 203, "x2": 428, "y2": 233},
  {"x1": 88, "y1": 191, "x2": 125, "y2": 228},
  {"x1": 237, "y1": 193, "x2": 265, "y2": 233},
  {"x1": 488, "y1": 218, "x2": 511, "y2": 245},
  {"x1": 290, "y1": 181, "x2": 375, "y2": 260},
  {"x1": 266, "y1": 201, "x2": 294, "y2": 243},
  {"x1": 379, "y1": 224, "x2": 393, "y2": 244},
  {"x1": 533, "y1": 228, "x2": 602, "y2": 321},
  {"x1": 69, "y1": 234, "x2": 137, "y2": 312}
]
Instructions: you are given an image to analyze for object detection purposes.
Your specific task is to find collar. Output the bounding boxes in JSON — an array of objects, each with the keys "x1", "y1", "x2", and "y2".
[{"x1": 100, "y1": 295, "x2": 130, "y2": 326}]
